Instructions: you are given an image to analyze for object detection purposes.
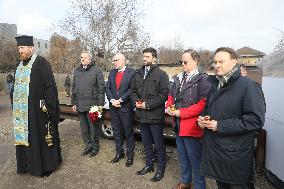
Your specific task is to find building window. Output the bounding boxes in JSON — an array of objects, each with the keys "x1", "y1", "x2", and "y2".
[
  {"x1": 45, "y1": 43, "x2": 48, "y2": 49},
  {"x1": 38, "y1": 42, "x2": 40, "y2": 48}
]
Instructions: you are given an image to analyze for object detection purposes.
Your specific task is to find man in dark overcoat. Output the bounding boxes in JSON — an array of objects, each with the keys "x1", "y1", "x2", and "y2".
[
  {"x1": 71, "y1": 51, "x2": 105, "y2": 157},
  {"x1": 130, "y1": 47, "x2": 169, "y2": 182},
  {"x1": 197, "y1": 47, "x2": 265, "y2": 189}
]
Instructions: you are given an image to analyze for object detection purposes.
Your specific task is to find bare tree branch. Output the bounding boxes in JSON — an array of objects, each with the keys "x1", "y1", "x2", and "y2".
[
  {"x1": 56, "y1": 0, "x2": 150, "y2": 71},
  {"x1": 0, "y1": 41, "x2": 19, "y2": 72},
  {"x1": 46, "y1": 33, "x2": 85, "y2": 73}
]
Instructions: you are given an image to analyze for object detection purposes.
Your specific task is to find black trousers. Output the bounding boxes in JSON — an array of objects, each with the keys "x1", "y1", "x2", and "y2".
[
  {"x1": 217, "y1": 181, "x2": 255, "y2": 189},
  {"x1": 140, "y1": 123, "x2": 166, "y2": 172},
  {"x1": 78, "y1": 111, "x2": 100, "y2": 150},
  {"x1": 110, "y1": 107, "x2": 135, "y2": 158}
]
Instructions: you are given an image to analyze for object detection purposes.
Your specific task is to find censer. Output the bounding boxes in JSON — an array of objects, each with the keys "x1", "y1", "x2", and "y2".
[{"x1": 40, "y1": 99, "x2": 53, "y2": 147}]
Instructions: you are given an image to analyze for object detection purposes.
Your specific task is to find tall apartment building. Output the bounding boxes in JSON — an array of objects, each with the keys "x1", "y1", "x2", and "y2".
[
  {"x1": 1, "y1": 23, "x2": 50, "y2": 57},
  {"x1": 0, "y1": 23, "x2": 17, "y2": 41}
]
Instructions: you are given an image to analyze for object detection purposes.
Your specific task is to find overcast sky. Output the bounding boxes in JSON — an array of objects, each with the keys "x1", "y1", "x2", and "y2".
[{"x1": 1, "y1": 0, "x2": 283, "y2": 53}]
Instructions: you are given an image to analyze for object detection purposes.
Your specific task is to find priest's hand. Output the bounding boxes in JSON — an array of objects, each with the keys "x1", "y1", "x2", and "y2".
[{"x1": 72, "y1": 105, "x2": 77, "y2": 112}]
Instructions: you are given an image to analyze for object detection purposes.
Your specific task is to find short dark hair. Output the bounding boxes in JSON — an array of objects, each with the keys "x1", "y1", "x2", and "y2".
[
  {"x1": 215, "y1": 47, "x2": 238, "y2": 60},
  {"x1": 143, "y1": 47, "x2": 157, "y2": 58},
  {"x1": 183, "y1": 49, "x2": 200, "y2": 62}
]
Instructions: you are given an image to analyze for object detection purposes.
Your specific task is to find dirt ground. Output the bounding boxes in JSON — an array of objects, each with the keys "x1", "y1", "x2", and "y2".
[{"x1": 0, "y1": 93, "x2": 275, "y2": 189}]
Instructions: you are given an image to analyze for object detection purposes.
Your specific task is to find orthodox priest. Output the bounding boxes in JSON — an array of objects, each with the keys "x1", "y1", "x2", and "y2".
[{"x1": 13, "y1": 35, "x2": 62, "y2": 177}]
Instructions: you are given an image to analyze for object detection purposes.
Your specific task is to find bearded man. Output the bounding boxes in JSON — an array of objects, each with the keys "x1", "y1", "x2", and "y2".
[{"x1": 13, "y1": 35, "x2": 62, "y2": 177}]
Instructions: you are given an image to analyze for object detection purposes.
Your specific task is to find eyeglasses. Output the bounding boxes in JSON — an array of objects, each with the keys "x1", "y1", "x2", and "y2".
[
  {"x1": 81, "y1": 56, "x2": 88, "y2": 59},
  {"x1": 112, "y1": 59, "x2": 119, "y2": 62},
  {"x1": 179, "y1": 60, "x2": 188, "y2": 65}
]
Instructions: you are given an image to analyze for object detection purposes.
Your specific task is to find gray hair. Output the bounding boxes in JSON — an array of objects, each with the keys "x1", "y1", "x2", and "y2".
[
  {"x1": 81, "y1": 50, "x2": 93, "y2": 60},
  {"x1": 183, "y1": 49, "x2": 200, "y2": 62}
]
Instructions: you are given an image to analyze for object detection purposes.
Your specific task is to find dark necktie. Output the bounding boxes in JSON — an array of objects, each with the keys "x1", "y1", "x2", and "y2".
[
  {"x1": 179, "y1": 73, "x2": 188, "y2": 91},
  {"x1": 144, "y1": 68, "x2": 149, "y2": 79}
]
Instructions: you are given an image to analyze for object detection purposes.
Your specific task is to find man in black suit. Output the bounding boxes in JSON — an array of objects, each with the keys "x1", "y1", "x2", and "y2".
[
  {"x1": 130, "y1": 48, "x2": 169, "y2": 182},
  {"x1": 106, "y1": 53, "x2": 136, "y2": 167}
]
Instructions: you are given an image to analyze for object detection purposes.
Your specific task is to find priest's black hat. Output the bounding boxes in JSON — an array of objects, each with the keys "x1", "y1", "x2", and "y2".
[{"x1": 15, "y1": 35, "x2": 34, "y2": 46}]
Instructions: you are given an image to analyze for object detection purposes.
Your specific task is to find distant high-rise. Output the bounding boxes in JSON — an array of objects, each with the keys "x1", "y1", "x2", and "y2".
[
  {"x1": 0, "y1": 23, "x2": 50, "y2": 57},
  {"x1": 0, "y1": 23, "x2": 17, "y2": 41}
]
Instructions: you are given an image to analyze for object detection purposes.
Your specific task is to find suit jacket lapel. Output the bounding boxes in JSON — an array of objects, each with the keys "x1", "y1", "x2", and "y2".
[
  {"x1": 208, "y1": 79, "x2": 229, "y2": 107},
  {"x1": 111, "y1": 69, "x2": 117, "y2": 91},
  {"x1": 179, "y1": 74, "x2": 198, "y2": 94}
]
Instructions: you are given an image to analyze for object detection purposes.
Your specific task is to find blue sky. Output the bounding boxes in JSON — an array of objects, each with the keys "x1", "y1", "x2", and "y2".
[{"x1": 1, "y1": 0, "x2": 283, "y2": 53}]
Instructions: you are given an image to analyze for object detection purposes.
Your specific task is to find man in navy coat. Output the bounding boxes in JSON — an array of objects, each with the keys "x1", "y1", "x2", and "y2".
[
  {"x1": 197, "y1": 47, "x2": 265, "y2": 189},
  {"x1": 106, "y1": 53, "x2": 136, "y2": 167}
]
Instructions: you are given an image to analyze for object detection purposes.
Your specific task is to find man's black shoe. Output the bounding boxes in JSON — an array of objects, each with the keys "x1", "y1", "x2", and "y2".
[
  {"x1": 89, "y1": 149, "x2": 99, "y2": 157},
  {"x1": 110, "y1": 153, "x2": 125, "y2": 163},
  {"x1": 136, "y1": 165, "x2": 154, "y2": 175},
  {"x1": 125, "y1": 158, "x2": 133, "y2": 167},
  {"x1": 81, "y1": 147, "x2": 92, "y2": 156},
  {"x1": 150, "y1": 170, "x2": 164, "y2": 182}
]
